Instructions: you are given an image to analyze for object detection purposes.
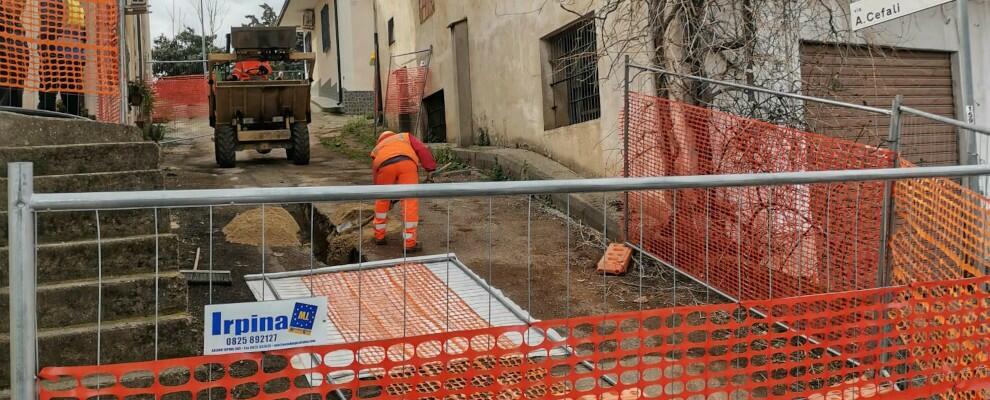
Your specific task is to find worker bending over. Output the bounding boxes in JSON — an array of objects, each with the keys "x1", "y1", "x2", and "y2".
[{"x1": 370, "y1": 131, "x2": 436, "y2": 252}]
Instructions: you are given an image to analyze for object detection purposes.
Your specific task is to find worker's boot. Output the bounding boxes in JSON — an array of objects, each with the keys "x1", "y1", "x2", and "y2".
[{"x1": 405, "y1": 243, "x2": 422, "y2": 254}]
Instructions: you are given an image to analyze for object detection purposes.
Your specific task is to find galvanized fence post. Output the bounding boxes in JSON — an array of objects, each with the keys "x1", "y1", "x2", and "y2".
[
  {"x1": 622, "y1": 55, "x2": 630, "y2": 242},
  {"x1": 8, "y1": 162, "x2": 37, "y2": 399},
  {"x1": 118, "y1": 0, "x2": 128, "y2": 124},
  {"x1": 877, "y1": 95, "x2": 902, "y2": 288}
]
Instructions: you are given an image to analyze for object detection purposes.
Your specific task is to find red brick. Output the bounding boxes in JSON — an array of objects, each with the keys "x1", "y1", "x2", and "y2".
[{"x1": 597, "y1": 243, "x2": 632, "y2": 275}]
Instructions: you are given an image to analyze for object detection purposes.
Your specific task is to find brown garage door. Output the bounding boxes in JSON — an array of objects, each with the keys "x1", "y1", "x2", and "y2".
[{"x1": 801, "y1": 43, "x2": 957, "y2": 166}]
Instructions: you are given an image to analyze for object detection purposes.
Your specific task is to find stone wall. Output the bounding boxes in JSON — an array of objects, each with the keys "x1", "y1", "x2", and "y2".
[{"x1": 343, "y1": 90, "x2": 375, "y2": 115}]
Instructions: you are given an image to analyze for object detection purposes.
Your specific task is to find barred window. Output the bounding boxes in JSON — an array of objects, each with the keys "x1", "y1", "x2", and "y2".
[{"x1": 545, "y1": 17, "x2": 599, "y2": 127}]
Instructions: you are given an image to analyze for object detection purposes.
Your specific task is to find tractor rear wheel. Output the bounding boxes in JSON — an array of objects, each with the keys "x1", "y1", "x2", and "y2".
[
  {"x1": 289, "y1": 122, "x2": 310, "y2": 165},
  {"x1": 215, "y1": 124, "x2": 237, "y2": 168}
]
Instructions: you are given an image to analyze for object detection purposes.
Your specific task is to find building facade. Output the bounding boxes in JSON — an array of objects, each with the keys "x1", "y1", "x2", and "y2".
[
  {"x1": 278, "y1": 0, "x2": 377, "y2": 115},
  {"x1": 369, "y1": 0, "x2": 987, "y2": 177}
]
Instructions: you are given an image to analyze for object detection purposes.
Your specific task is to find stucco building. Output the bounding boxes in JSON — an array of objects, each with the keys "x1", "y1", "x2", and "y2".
[{"x1": 279, "y1": 0, "x2": 989, "y2": 178}]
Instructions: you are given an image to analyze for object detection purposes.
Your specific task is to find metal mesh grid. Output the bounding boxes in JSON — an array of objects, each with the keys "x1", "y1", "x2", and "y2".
[{"x1": 38, "y1": 275, "x2": 990, "y2": 399}]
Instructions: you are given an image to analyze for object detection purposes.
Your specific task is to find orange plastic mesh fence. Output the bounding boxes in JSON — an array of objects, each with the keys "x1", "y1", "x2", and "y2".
[
  {"x1": 622, "y1": 92, "x2": 895, "y2": 301},
  {"x1": 38, "y1": 275, "x2": 990, "y2": 399},
  {"x1": 890, "y1": 159, "x2": 990, "y2": 285},
  {"x1": 384, "y1": 66, "x2": 428, "y2": 116},
  {"x1": 151, "y1": 75, "x2": 210, "y2": 121},
  {"x1": 0, "y1": 0, "x2": 120, "y2": 116},
  {"x1": 304, "y1": 263, "x2": 494, "y2": 343}
]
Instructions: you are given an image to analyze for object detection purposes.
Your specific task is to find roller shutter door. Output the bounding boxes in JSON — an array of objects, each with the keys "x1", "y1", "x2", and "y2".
[{"x1": 801, "y1": 43, "x2": 957, "y2": 166}]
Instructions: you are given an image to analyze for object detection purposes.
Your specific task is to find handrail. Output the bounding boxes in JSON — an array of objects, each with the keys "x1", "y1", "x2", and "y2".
[
  {"x1": 899, "y1": 105, "x2": 990, "y2": 136},
  {"x1": 628, "y1": 63, "x2": 892, "y2": 116},
  {"x1": 27, "y1": 164, "x2": 990, "y2": 211}
]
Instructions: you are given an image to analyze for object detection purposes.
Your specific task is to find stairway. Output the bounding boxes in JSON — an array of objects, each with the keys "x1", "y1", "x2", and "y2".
[{"x1": 0, "y1": 112, "x2": 195, "y2": 390}]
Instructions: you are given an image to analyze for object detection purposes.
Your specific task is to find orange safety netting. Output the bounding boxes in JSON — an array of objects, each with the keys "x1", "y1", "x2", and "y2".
[
  {"x1": 0, "y1": 0, "x2": 120, "y2": 120},
  {"x1": 890, "y1": 159, "x2": 990, "y2": 284},
  {"x1": 384, "y1": 66, "x2": 428, "y2": 116},
  {"x1": 150, "y1": 75, "x2": 210, "y2": 121},
  {"x1": 38, "y1": 275, "x2": 990, "y2": 399},
  {"x1": 305, "y1": 263, "x2": 493, "y2": 343},
  {"x1": 621, "y1": 92, "x2": 894, "y2": 301}
]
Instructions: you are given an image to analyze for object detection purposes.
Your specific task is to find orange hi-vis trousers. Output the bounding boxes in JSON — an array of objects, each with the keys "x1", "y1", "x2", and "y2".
[{"x1": 373, "y1": 159, "x2": 419, "y2": 249}]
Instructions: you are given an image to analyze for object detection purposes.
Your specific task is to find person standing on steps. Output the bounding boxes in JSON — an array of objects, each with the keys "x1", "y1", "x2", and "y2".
[{"x1": 370, "y1": 131, "x2": 437, "y2": 253}]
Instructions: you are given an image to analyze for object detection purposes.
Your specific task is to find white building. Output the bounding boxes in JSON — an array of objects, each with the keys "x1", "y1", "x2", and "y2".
[{"x1": 277, "y1": 0, "x2": 378, "y2": 114}]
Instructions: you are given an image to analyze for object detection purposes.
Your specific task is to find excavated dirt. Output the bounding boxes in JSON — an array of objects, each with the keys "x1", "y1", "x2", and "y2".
[{"x1": 222, "y1": 206, "x2": 301, "y2": 247}]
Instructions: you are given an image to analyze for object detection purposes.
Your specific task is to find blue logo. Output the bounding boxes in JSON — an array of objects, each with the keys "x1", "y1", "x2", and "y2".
[
  {"x1": 211, "y1": 302, "x2": 319, "y2": 336},
  {"x1": 289, "y1": 302, "x2": 318, "y2": 335}
]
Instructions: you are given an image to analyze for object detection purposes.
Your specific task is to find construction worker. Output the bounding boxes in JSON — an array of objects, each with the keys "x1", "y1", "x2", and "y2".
[
  {"x1": 370, "y1": 131, "x2": 436, "y2": 253},
  {"x1": 230, "y1": 60, "x2": 272, "y2": 81}
]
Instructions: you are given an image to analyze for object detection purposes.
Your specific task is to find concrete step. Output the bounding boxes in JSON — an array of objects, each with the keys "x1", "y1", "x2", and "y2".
[
  {"x1": 0, "y1": 234, "x2": 179, "y2": 285},
  {"x1": 0, "y1": 207, "x2": 170, "y2": 247},
  {"x1": 0, "y1": 169, "x2": 163, "y2": 209},
  {"x1": 0, "y1": 271, "x2": 188, "y2": 331},
  {"x1": 0, "y1": 313, "x2": 198, "y2": 390},
  {"x1": 0, "y1": 111, "x2": 144, "y2": 147},
  {"x1": 0, "y1": 142, "x2": 160, "y2": 176}
]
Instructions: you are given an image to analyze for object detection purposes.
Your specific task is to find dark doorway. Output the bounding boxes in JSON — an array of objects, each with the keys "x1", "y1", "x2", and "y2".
[{"x1": 422, "y1": 90, "x2": 447, "y2": 143}]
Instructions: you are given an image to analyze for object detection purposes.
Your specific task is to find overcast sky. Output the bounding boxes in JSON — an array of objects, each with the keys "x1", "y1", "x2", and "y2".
[{"x1": 150, "y1": 0, "x2": 284, "y2": 45}]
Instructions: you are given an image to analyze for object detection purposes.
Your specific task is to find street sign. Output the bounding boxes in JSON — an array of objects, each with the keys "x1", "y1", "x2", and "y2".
[
  {"x1": 850, "y1": 0, "x2": 954, "y2": 31},
  {"x1": 204, "y1": 297, "x2": 330, "y2": 355}
]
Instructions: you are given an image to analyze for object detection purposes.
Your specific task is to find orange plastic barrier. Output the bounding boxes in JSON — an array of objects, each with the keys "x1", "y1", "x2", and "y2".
[
  {"x1": 890, "y1": 159, "x2": 990, "y2": 284},
  {"x1": 384, "y1": 66, "x2": 428, "y2": 116},
  {"x1": 150, "y1": 75, "x2": 210, "y2": 121},
  {"x1": 38, "y1": 275, "x2": 990, "y2": 399},
  {"x1": 0, "y1": 0, "x2": 120, "y2": 120},
  {"x1": 622, "y1": 92, "x2": 895, "y2": 301}
]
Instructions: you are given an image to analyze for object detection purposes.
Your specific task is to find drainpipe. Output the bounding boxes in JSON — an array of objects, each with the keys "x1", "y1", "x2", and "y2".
[
  {"x1": 333, "y1": 0, "x2": 343, "y2": 105},
  {"x1": 372, "y1": 0, "x2": 383, "y2": 122}
]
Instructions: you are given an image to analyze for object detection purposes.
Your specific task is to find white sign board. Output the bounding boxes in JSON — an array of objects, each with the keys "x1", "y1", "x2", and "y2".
[
  {"x1": 204, "y1": 297, "x2": 330, "y2": 355},
  {"x1": 850, "y1": 0, "x2": 954, "y2": 30}
]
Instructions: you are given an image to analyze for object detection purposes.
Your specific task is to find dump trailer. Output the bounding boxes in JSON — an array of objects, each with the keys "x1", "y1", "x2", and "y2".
[{"x1": 208, "y1": 26, "x2": 316, "y2": 168}]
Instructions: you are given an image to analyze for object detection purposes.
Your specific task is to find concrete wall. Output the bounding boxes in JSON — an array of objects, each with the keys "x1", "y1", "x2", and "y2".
[{"x1": 373, "y1": 0, "x2": 654, "y2": 178}]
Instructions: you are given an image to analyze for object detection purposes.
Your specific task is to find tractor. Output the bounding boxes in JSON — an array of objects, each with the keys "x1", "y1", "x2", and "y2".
[{"x1": 208, "y1": 26, "x2": 315, "y2": 167}]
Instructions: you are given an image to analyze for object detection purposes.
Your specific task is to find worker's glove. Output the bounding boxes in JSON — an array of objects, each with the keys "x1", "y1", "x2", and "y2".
[{"x1": 425, "y1": 171, "x2": 435, "y2": 183}]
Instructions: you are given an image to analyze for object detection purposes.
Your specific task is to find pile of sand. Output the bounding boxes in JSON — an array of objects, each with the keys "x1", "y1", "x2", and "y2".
[{"x1": 223, "y1": 206, "x2": 301, "y2": 247}]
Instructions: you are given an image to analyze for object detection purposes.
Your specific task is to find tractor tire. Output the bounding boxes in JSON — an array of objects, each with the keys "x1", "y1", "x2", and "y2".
[
  {"x1": 289, "y1": 122, "x2": 310, "y2": 165},
  {"x1": 215, "y1": 124, "x2": 237, "y2": 168}
]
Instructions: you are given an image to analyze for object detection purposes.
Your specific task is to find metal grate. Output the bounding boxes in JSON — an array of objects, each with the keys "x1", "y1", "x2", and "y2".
[{"x1": 548, "y1": 17, "x2": 600, "y2": 125}]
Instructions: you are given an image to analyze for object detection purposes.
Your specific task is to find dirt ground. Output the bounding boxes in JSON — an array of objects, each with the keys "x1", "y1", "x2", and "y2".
[{"x1": 161, "y1": 114, "x2": 714, "y2": 339}]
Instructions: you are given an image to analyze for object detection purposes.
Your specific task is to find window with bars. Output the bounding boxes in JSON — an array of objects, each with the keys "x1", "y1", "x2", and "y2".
[{"x1": 544, "y1": 17, "x2": 599, "y2": 127}]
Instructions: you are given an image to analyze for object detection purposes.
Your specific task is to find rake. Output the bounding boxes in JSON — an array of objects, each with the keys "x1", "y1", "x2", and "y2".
[{"x1": 180, "y1": 247, "x2": 232, "y2": 284}]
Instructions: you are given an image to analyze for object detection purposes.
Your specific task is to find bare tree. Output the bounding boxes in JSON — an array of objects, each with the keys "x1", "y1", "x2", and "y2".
[
  {"x1": 188, "y1": 0, "x2": 230, "y2": 43},
  {"x1": 584, "y1": 0, "x2": 894, "y2": 284},
  {"x1": 164, "y1": 1, "x2": 186, "y2": 37}
]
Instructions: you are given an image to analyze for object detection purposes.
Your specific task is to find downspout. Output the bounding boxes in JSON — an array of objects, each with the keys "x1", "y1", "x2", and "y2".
[
  {"x1": 372, "y1": 0, "x2": 383, "y2": 122},
  {"x1": 333, "y1": 0, "x2": 343, "y2": 105}
]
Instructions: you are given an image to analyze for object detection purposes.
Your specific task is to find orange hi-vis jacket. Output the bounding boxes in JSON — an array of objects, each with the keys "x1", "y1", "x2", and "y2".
[{"x1": 370, "y1": 132, "x2": 420, "y2": 171}]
